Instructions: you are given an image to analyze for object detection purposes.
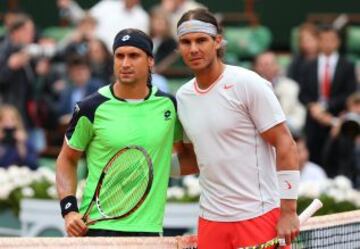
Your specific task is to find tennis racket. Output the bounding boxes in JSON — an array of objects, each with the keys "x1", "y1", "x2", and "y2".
[
  {"x1": 238, "y1": 199, "x2": 323, "y2": 249},
  {"x1": 82, "y1": 145, "x2": 153, "y2": 225}
]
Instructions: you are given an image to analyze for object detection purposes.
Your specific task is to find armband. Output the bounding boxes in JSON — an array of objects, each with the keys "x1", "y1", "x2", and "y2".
[
  {"x1": 60, "y1": 195, "x2": 79, "y2": 218},
  {"x1": 277, "y1": 170, "x2": 300, "y2": 199}
]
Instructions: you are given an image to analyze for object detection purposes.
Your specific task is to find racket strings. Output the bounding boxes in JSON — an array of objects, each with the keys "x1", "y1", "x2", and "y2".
[{"x1": 97, "y1": 149, "x2": 150, "y2": 217}]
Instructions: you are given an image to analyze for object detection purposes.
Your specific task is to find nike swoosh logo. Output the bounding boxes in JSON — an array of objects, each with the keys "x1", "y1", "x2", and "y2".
[
  {"x1": 285, "y1": 180, "x2": 292, "y2": 189},
  {"x1": 224, "y1": 84, "x2": 234, "y2": 89}
]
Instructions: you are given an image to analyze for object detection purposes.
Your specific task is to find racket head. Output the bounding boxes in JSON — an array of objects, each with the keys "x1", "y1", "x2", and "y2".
[{"x1": 84, "y1": 145, "x2": 153, "y2": 224}]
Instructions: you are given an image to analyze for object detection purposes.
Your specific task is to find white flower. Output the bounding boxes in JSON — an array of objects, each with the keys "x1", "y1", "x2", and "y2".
[
  {"x1": 21, "y1": 187, "x2": 35, "y2": 197},
  {"x1": 327, "y1": 187, "x2": 346, "y2": 202},
  {"x1": 183, "y1": 176, "x2": 199, "y2": 188},
  {"x1": 298, "y1": 181, "x2": 321, "y2": 198},
  {"x1": 37, "y1": 167, "x2": 56, "y2": 184},
  {"x1": 47, "y1": 186, "x2": 58, "y2": 199},
  {"x1": 333, "y1": 175, "x2": 352, "y2": 191},
  {"x1": 0, "y1": 185, "x2": 13, "y2": 200},
  {"x1": 167, "y1": 186, "x2": 185, "y2": 200}
]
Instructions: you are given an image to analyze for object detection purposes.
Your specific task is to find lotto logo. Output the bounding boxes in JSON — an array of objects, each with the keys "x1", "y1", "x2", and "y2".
[
  {"x1": 65, "y1": 202, "x2": 72, "y2": 210},
  {"x1": 122, "y1": 35, "x2": 130, "y2": 41}
]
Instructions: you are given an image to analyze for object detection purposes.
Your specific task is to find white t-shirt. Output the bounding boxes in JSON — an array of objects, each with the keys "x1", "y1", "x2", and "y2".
[
  {"x1": 90, "y1": 1, "x2": 149, "y2": 50},
  {"x1": 176, "y1": 65, "x2": 286, "y2": 222}
]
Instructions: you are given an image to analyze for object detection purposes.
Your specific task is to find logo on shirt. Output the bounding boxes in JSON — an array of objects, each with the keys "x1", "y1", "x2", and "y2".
[
  {"x1": 164, "y1": 110, "x2": 171, "y2": 120},
  {"x1": 224, "y1": 84, "x2": 234, "y2": 90},
  {"x1": 122, "y1": 35, "x2": 131, "y2": 41}
]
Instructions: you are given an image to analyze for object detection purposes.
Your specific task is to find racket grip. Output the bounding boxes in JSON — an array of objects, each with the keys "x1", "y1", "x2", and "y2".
[{"x1": 298, "y1": 198, "x2": 323, "y2": 225}]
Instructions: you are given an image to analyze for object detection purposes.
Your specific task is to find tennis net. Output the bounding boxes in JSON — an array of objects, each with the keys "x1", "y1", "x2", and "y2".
[
  {"x1": 292, "y1": 209, "x2": 360, "y2": 249},
  {"x1": 0, "y1": 211, "x2": 359, "y2": 249}
]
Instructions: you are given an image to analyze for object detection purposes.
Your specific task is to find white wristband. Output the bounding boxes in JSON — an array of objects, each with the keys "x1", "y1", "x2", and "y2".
[
  {"x1": 170, "y1": 154, "x2": 181, "y2": 178},
  {"x1": 277, "y1": 170, "x2": 300, "y2": 199}
]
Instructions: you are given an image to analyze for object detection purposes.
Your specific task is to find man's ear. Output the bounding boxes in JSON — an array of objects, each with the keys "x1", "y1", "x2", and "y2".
[
  {"x1": 148, "y1": 56, "x2": 155, "y2": 68},
  {"x1": 215, "y1": 34, "x2": 223, "y2": 50}
]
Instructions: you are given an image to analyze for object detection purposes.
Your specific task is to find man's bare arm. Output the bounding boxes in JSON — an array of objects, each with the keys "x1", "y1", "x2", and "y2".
[
  {"x1": 56, "y1": 141, "x2": 87, "y2": 236},
  {"x1": 173, "y1": 141, "x2": 199, "y2": 176},
  {"x1": 56, "y1": 142, "x2": 83, "y2": 199},
  {"x1": 261, "y1": 122, "x2": 300, "y2": 246}
]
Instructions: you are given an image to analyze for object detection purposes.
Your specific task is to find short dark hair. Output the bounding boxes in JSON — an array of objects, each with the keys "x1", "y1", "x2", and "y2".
[
  {"x1": 66, "y1": 55, "x2": 90, "y2": 68},
  {"x1": 8, "y1": 14, "x2": 32, "y2": 33},
  {"x1": 318, "y1": 24, "x2": 340, "y2": 38},
  {"x1": 177, "y1": 8, "x2": 224, "y2": 58}
]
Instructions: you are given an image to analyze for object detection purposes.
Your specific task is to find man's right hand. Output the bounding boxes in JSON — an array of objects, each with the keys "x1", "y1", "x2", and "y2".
[{"x1": 64, "y1": 211, "x2": 88, "y2": 237}]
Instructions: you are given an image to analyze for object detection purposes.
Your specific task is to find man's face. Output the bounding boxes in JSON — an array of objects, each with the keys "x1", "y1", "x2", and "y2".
[
  {"x1": 16, "y1": 21, "x2": 35, "y2": 45},
  {"x1": 178, "y1": 32, "x2": 221, "y2": 72},
  {"x1": 69, "y1": 64, "x2": 91, "y2": 86},
  {"x1": 254, "y1": 53, "x2": 279, "y2": 82},
  {"x1": 113, "y1": 46, "x2": 153, "y2": 85},
  {"x1": 319, "y1": 31, "x2": 340, "y2": 55}
]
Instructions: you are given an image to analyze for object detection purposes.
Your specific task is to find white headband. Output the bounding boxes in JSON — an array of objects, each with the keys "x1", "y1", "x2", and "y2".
[{"x1": 177, "y1": 20, "x2": 218, "y2": 37}]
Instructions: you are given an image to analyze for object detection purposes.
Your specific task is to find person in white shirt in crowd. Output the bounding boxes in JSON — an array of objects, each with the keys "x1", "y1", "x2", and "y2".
[
  {"x1": 57, "y1": 0, "x2": 149, "y2": 50},
  {"x1": 155, "y1": 0, "x2": 205, "y2": 37},
  {"x1": 294, "y1": 134, "x2": 327, "y2": 184},
  {"x1": 254, "y1": 51, "x2": 306, "y2": 134}
]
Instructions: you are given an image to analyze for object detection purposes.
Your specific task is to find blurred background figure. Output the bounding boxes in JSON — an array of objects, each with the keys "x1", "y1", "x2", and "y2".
[
  {"x1": 149, "y1": 7, "x2": 177, "y2": 67},
  {"x1": 254, "y1": 51, "x2": 306, "y2": 134},
  {"x1": 294, "y1": 134, "x2": 327, "y2": 184},
  {"x1": 323, "y1": 92, "x2": 360, "y2": 187},
  {"x1": 55, "y1": 55, "x2": 102, "y2": 125},
  {"x1": 287, "y1": 22, "x2": 319, "y2": 85},
  {"x1": 86, "y1": 38, "x2": 113, "y2": 85},
  {"x1": 0, "y1": 105, "x2": 38, "y2": 170},
  {"x1": 57, "y1": 0, "x2": 149, "y2": 50},
  {"x1": 58, "y1": 14, "x2": 97, "y2": 60},
  {"x1": 299, "y1": 25, "x2": 357, "y2": 166},
  {"x1": 0, "y1": 14, "x2": 48, "y2": 153},
  {"x1": 153, "y1": 0, "x2": 205, "y2": 37}
]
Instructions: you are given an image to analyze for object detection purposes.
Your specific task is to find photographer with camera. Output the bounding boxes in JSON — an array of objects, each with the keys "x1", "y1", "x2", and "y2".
[
  {"x1": 0, "y1": 105, "x2": 38, "y2": 170},
  {"x1": 0, "y1": 14, "x2": 52, "y2": 153},
  {"x1": 323, "y1": 92, "x2": 360, "y2": 187}
]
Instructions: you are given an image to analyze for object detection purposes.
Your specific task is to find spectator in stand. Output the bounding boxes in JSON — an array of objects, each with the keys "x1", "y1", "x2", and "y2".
[
  {"x1": 254, "y1": 51, "x2": 306, "y2": 134},
  {"x1": 294, "y1": 135, "x2": 327, "y2": 184},
  {"x1": 0, "y1": 14, "x2": 47, "y2": 153},
  {"x1": 287, "y1": 23, "x2": 319, "y2": 85},
  {"x1": 56, "y1": 55, "x2": 102, "y2": 125},
  {"x1": 153, "y1": 0, "x2": 205, "y2": 37},
  {"x1": 299, "y1": 25, "x2": 357, "y2": 166},
  {"x1": 149, "y1": 7, "x2": 177, "y2": 67},
  {"x1": 323, "y1": 92, "x2": 360, "y2": 186},
  {"x1": 0, "y1": 105, "x2": 38, "y2": 170},
  {"x1": 58, "y1": 14, "x2": 97, "y2": 60},
  {"x1": 87, "y1": 38, "x2": 113, "y2": 85},
  {"x1": 57, "y1": 0, "x2": 149, "y2": 50}
]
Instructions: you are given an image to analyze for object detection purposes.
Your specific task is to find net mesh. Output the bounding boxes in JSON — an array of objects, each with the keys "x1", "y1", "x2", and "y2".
[{"x1": 292, "y1": 209, "x2": 360, "y2": 249}]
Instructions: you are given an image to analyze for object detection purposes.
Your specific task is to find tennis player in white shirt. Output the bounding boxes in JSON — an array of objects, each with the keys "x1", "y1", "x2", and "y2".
[{"x1": 172, "y1": 8, "x2": 300, "y2": 249}]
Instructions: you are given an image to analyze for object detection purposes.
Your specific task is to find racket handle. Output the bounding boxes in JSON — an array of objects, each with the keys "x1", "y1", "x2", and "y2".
[{"x1": 298, "y1": 198, "x2": 323, "y2": 225}]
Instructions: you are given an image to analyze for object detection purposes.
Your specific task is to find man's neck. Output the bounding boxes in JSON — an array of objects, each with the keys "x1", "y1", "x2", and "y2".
[
  {"x1": 113, "y1": 81, "x2": 149, "y2": 100},
  {"x1": 195, "y1": 59, "x2": 225, "y2": 90}
]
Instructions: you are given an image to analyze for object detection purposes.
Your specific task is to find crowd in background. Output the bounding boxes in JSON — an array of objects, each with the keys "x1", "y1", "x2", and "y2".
[{"x1": 0, "y1": 0, "x2": 359, "y2": 189}]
